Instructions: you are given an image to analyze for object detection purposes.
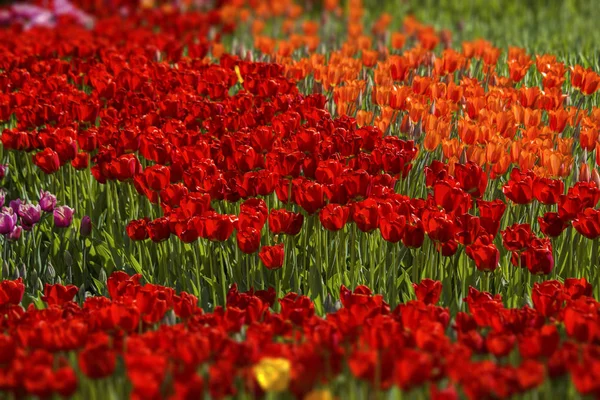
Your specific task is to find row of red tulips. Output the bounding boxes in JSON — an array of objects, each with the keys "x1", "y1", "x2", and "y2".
[{"x1": 0, "y1": 273, "x2": 599, "y2": 399}]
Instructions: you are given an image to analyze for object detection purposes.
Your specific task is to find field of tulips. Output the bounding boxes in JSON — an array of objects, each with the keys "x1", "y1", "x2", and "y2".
[{"x1": 1, "y1": 0, "x2": 600, "y2": 398}]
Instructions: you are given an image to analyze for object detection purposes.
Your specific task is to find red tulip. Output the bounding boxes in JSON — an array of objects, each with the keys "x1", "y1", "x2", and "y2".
[
  {"x1": 455, "y1": 161, "x2": 488, "y2": 198},
  {"x1": 477, "y1": 199, "x2": 506, "y2": 237},
  {"x1": 413, "y1": 279, "x2": 442, "y2": 305},
  {"x1": 41, "y1": 283, "x2": 78, "y2": 306},
  {"x1": 259, "y1": 244, "x2": 285, "y2": 270},
  {"x1": 538, "y1": 212, "x2": 569, "y2": 238},
  {"x1": 126, "y1": 218, "x2": 150, "y2": 241},
  {"x1": 319, "y1": 204, "x2": 349, "y2": 232},
  {"x1": 502, "y1": 168, "x2": 534, "y2": 204},
  {"x1": 236, "y1": 227, "x2": 261, "y2": 254},
  {"x1": 465, "y1": 235, "x2": 500, "y2": 272},
  {"x1": 573, "y1": 208, "x2": 600, "y2": 239},
  {"x1": 33, "y1": 148, "x2": 60, "y2": 174}
]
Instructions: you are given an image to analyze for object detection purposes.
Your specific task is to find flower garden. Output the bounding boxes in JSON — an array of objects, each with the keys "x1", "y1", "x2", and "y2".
[{"x1": 1, "y1": 0, "x2": 600, "y2": 398}]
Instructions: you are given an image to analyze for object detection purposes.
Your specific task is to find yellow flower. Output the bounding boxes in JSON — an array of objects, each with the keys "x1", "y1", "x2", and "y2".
[
  {"x1": 253, "y1": 357, "x2": 291, "y2": 393},
  {"x1": 234, "y1": 65, "x2": 244, "y2": 84},
  {"x1": 304, "y1": 389, "x2": 334, "y2": 400}
]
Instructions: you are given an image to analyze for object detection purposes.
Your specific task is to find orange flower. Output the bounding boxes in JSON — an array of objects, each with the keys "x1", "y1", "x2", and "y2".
[
  {"x1": 356, "y1": 110, "x2": 374, "y2": 127},
  {"x1": 361, "y1": 50, "x2": 378, "y2": 68},
  {"x1": 391, "y1": 32, "x2": 406, "y2": 50},
  {"x1": 252, "y1": 19, "x2": 265, "y2": 35},
  {"x1": 571, "y1": 65, "x2": 600, "y2": 95}
]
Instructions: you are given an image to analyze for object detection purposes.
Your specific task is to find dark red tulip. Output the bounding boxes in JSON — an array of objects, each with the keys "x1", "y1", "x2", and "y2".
[
  {"x1": 538, "y1": 212, "x2": 569, "y2": 238},
  {"x1": 126, "y1": 218, "x2": 150, "y2": 241}
]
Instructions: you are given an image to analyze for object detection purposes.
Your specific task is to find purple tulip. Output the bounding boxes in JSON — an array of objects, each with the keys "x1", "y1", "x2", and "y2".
[
  {"x1": 0, "y1": 208, "x2": 17, "y2": 235},
  {"x1": 18, "y1": 203, "x2": 41, "y2": 230},
  {"x1": 39, "y1": 191, "x2": 57, "y2": 212},
  {"x1": 0, "y1": 165, "x2": 7, "y2": 180},
  {"x1": 53, "y1": 205, "x2": 74, "y2": 228},
  {"x1": 80, "y1": 215, "x2": 92, "y2": 237},
  {"x1": 9, "y1": 199, "x2": 22, "y2": 214},
  {"x1": 8, "y1": 226, "x2": 22, "y2": 241}
]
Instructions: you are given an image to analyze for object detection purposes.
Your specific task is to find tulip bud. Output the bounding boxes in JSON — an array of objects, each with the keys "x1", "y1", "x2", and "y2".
[
  {"x1": 579, "y1": 162, "x2": 591, "y2": 182},
  {"x1": 0, "y1": 165, "x2": 7, "y2": 180},
  {"x1": 593, "y1": 168, "x2": 600, "y2": 188},
  {"x1": 53, "y1": 206, "x2": 75, "y2": 228},
  {"x1": 80, "y1": 216, "x2": 92, "y2": 237}
]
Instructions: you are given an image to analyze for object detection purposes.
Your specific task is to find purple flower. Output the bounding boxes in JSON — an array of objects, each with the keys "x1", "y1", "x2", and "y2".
[
  {"x1": 39, "y1": 191, "x2": 57, "y2": 212},
  {"x1": 9, "y1": 199, "x2": 22, "y2": 214},
  {"x1": 8, "y1": 226, "x2": 22, "y2": 241},
  {"x1": 0, "y1": 165, "x2": 7, "y2": 180},
  {"x1": 0, "y1": 208, "x2": 17, "y2": 235},
  {"x1": 18, "y1": 203, "x2": 41, "y2": 230},
  {"x1": 53, "y1": 205, "x2": 74, "y2": 228},
  {"x1": 80, "y1": 215, "x2": 92, "y2": 237}
]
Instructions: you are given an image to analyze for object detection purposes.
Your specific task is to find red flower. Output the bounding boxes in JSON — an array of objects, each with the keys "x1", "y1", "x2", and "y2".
[
  {"x1": 573, "y1": 208, "x2": 600, "y2": 239},
  {"x1": 379, "y1": 212, "x2": 406, "y2": 243},
  {"x1": 351, "y1": 199, "x2": 380, "y2": 233},
  {"x1": 33, "y1": 148, "x2": 61, "y2": 174},
  {"x1": 402, "y1": 216, "x2": 425, "y2": 248},
  {"x1": 477, "y1": 199, "x2": 506, "y2": 237},
  {"x1": 259, "y1": 244, "x2": 285, "y2": 270},
  {"x1": 236, "y1": 227, "x2": 261, "y2": 254},
  {"x1": 78, "y1": 335, "x2": 117, "y2": 379},
  {"x1": 71, "y1": 153, "x2": 89, "y2": 170},
  {"x1": 147, "y1": 217, "x2": 171, "y2": 242},
  {"x1": 173, "y1": 292, "x2": 199, "y2": 319},
  {"x1": 564, "y1": 278, "x2": 593, "y2": 300},
  {"x1": 465, "y1": 235, "x2": 500, "y2": 272},
  {"x1": 319, "y1": 204, "x2": 350, "y2": 231},
  {"x1": 279, "y1": 292, "x2": 315, "y2": 325},
  {"x1": 518, "y1": 325, "x2": 559, "y2": 358},
  {"x1": 455, "y1": 161, "x2": 488, "y2": 197},
  {"x1": 486, "y1": 331, "x2": 516, "y2": 358},
  {"x1": 522, "y1": 238, "x2": 554, "y2": 275},
  {"x1": 424, "y1": 209, "x2": 456, "y2": 243},
  {"x1": 0, "y1": 278, "x2": 25, "y2": 306},
  {"x1": 533, "y1": 176, "x2": 564, "y2": 205},
  {"x1": 126, "y1": 218, "x2": 150, "y2": 241},
  {"x1": 531, "y1": 280, "x2": 563, "y2": 318},
  {"x1": 538, "y1": 212, "x2": 569, "y2": 238},
  {"x1": 501, "y1": 223, "x2": 533, "y2": 251},
  {"x1": 413, "y1": 279, "x2": 442, "y2": 305},
  {"x1": 53, "y1": 366, "x2": 78, "y2": 397},
  {"x1": 41, "y1": 283, "x2": 78, "y2": 306},
  {"x1": 502, "y1": 168, "x2": 534, "y2": 204}
]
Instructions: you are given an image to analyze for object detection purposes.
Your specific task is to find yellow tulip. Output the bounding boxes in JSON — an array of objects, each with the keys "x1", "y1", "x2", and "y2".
[{"x1": 253, "y1": 357, "x2": 291, "y2": 393}]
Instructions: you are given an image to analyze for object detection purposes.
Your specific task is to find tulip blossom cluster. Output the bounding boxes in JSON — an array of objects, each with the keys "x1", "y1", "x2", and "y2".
[
  {"x1": 0, "y1": 185, "x2": 74, "y2": 240},
  {"x1": 0, "y1": 273, "x2": 598, "y2": 399}
]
